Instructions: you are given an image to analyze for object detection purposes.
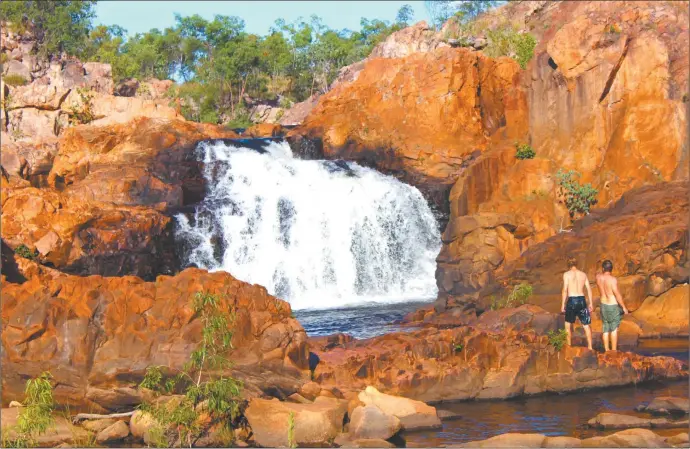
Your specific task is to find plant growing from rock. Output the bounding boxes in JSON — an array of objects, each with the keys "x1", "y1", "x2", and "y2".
[
  {"x1": 548, "y1": 329, "x2": 568, "y2": 351},
  {"x1": 3, "y1": 372, "x2": 55, "y2": 448},
  {"x1": 556, "y1": 169, "x2": 599, "y2": 217},
  {"x1": 14, "y1": 244, "x2": 38, "y2": 260},
  {"x1": 287, "y1": 411, "x2": 297, "y2": 448},
  {"x1": 138, "y1": 291, "x2": 243, "y2": 448},
  {"x1": 490, "y1": 282, "x2": 533, "y2": 310},
  {"x1": 68, "y1": 88, "x2": 96, "y2": 125},
  {"x1": 3, "y1": 74, "x2": 29, "y2": 87},
  {"x1": 515, "y1": 143, "x2": 536, "y2": 160}
]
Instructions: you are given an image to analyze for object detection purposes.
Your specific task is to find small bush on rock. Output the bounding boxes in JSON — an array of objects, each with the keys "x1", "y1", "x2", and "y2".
[
  {"x1": 3, "y1": 372, "x2": 55, "y2": 448},
  {"x1": 556, "y1": 169, "x2": 599, "y2": 216},
  {"x1": 490, "y1": 282, "x2": 533, "y2": 310},
  {"x1": 485, "y1": 25, "x2": 537, "y2": 69},
  {"x1": 68, "y1": 88, "x2": 96, "y2": 125},
  {"x1": 548, "y1": 329, "x2": 568, "y2": 351},
  {"x1": 515, "y1": 143, "x2": 536, "y2": 160},
  {"x1": 138, "y1": 292, "x2": 243, "y2": 447},
  {"x1": 14, "y1": 244, "x2": 38, "y2": 260},
  {"x1": 4, "y1": 74, "x2": 29, "y2": 87}
]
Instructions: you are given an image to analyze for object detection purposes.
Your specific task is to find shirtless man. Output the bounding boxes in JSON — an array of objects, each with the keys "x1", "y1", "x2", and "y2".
[
  {"x1": 596, "y1": 260, "x2": 629, "y2": 351},
  {"x1": 560, "y1": 257, "x2": 594, "y2": 350}
]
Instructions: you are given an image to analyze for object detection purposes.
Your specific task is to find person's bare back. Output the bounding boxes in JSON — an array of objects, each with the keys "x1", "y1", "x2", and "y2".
[
  {"x1": 563, "y1": 269, "x2": 587, "y2": 297},
  {"x1": 596, "y1": 273, "x2": 619, "y2": 306}
]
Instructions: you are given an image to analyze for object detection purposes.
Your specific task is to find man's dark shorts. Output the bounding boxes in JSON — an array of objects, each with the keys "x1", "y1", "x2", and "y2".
[{"x1": 565, "y1": 296, "x2": 591, "y2": 325}]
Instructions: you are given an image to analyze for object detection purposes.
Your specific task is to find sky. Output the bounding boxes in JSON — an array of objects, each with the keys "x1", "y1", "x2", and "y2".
[{"x1": 94, "y1": 1, "x2": 430, "y2": 36}]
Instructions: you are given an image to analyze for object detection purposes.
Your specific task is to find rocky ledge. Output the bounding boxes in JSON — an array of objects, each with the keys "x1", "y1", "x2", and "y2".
[
  {"x1": 311, "y1": 325, "x2": 687, "y2": 403},
  {"x1": 1, "y1": 266, "x2": 310, "y2": 412}
]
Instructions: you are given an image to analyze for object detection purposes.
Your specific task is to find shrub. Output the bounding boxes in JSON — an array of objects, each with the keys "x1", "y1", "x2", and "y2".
[
  {"x1": 68, "y1": 88, "x2": 96, "y2": 125},
  {"x1": 556, "y1": 169, "x2": 599, "y2": 216},
  {"x1": 515, "y1": 143, "x2": 536, "y2": 160},
  {"x1": 490, "y1": 282, "x2": 533, "y2": 310},
  {"x1": 14, "y1": 244, "x2": 38, "y2": 260},
  {"x1": 485, "y1": 25, "x2": 537, "y2": 69},
  {"x1": 3, "y1": 372, "x2": 55, "y2": 448},
  {"x1": 0, "y1": 53, "x2": 9, "y2": 64},
  {"x1": 548, "y1": 329, "x2": 568, "y2": 351},
  {"x1": 4, "y1": 74, "x2": 29, "y2": 87},
  {"x1": 138, "y1": 292, "x2": 242, "y2": 448}
]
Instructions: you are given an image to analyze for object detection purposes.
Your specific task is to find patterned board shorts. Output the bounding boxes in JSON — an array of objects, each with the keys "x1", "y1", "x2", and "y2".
[{"x1": 565, "y1": 296, "x2": 591, "y2": 325}]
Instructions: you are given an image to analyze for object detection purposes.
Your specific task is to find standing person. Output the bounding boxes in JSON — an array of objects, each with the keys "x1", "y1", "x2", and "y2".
[
  {"x1": 560, "y1": 257, "x2": 594, "y2": 350},
  {"x1": 596, "y1": 260, "x2": 629, "y2": 351}
]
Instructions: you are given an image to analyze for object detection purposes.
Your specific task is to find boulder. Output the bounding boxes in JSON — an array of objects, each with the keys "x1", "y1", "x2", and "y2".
[
  {"x1": 644, "y1": 396, "x2": 690, "y2": 415},
  {"x1": 6, "y1": 83, "x2": 71, "y2": 110},
  {"x1": 60, "y1": 61, "x2": 86, "y2": 89},
  {"x1": 587, "y1": 413, "x2": 676, "y2": 429},
  {"x1": 244, "y1": 123, "x2": 284, "y2": 137},
  {"x1": 542, "y1": 436, "x2": 582, "y2": 448},
  {"x1": 1, "y1": 268, "x2": 310, "y2": 411},
  {"x1": 633, "y1": 286, "x2": 690, "y2": 337},
  {"x1": 580, "y1": 428, "x2": 667, "y2": 448},
  {"x1": 129, "y1": 410, "x2": 158, "y2": 444},
  {"x1": 81, "y1": 418, "x2": 116, "y2": 433},
  {"x1": 244, "y1": 396, "x2": 347, "y2": 447},
  {"x1": 349, "y1": 405, "x2": 402, "y2": 440},
  {"x1": 83, "y1": 62, "x2": 114, "y2": 95},
  {"x1": 460, "y1": 433, "x2": 547, "y2": 447},
  {"x1": 96, "y1": 420, "x2": 130, "y2": 443},
  {"x1": 667, "y1": 433, "x2": 689, "y2": 446},
  {"x1": 5, "y1": 60, "x2": 31, "y2": 80},
  {"x1": 48, "y1": 117, "x2": 237, "y2": 206},
  {"x1": 114, "y1": 78, "x2": 140, "y2": 97},
  {"x1": 358, "y1": 386, "x2": 441, "y2": 430},
  {"x1": 299, "y1": 381, "x2": 323, "y2": 401}
]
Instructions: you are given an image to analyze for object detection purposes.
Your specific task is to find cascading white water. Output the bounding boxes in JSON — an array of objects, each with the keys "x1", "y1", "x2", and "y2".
[{"x1": 174, "y1": 139, "x2": 441, "y2": 310}]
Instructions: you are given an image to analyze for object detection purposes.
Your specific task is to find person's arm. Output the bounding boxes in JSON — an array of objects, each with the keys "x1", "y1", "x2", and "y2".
[
  {"x1": 585, "y1": 275, "x2": 594, "y2": 312},
  {"x1": 561, "y1": 273, "x2": 568, "y2": 313},
  {"x1": 613, "y1": 278, "x2": 628, "y2": 314}
]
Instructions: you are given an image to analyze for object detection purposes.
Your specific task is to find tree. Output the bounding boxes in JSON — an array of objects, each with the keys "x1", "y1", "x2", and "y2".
[
  {"x1": 424, "y1": 0, "x2": 454, "y2": 30},
  {"x1": 2, "y1": 372, "x2": 55, "y2": 448},
  {"x1": 455, "y1": 0, "x2": 499, "y2": 23},
  {"x1": 396, "y1": 4, "x2": 415, "y2": 26},
  {"x1": 139, "y1": 292, "x2": 243, "y2": 448},
  {"x1": 0, "y1": 1, "x2": 96, "y2": 58}
]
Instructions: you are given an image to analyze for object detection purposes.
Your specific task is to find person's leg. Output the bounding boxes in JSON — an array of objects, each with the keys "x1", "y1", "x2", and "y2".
[
  {"x1": 565, "y1": 322, "x2": 572, "y2": 346},
  {"x1": 583, "y1": 324, "x2": 593, "y2": 350},
  {"x1": 611, "y1": 329, "x2": 618, "y2": 351},
  {"x1": 602, "y1": 332, "x2": 610, "y2": 351}
]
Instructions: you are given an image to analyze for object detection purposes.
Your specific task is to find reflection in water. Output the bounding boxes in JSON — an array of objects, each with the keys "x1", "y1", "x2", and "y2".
[{"x1": 405, "y1": 381, "x2": 688, "y2": 446}]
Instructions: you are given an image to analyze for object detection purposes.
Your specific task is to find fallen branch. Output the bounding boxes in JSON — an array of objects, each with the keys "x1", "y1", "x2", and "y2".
[{"x1": 72, "y1": 411, "x2": 135, "y2": 424}]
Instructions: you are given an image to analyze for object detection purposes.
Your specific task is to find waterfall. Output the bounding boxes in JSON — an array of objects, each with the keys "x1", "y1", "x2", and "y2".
[{"x1": 174, "y1": 139, "x2": 441, "y2": 310}]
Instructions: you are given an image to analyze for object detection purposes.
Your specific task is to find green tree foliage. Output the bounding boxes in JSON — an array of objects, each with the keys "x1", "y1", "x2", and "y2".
[
  {"x1": 426, "y1": 0, "x2": 498, "y2": 29},
  {"x1": 138, "y1": 292, "x2": 242, "y2": 448},
  {"x1": 3, "y1": 372, "x2": 55, "y2": 448},
  {"x1": 0, "y1": 1, "x2": 96, "y2": 58},
  {"x1": 556, "y1": 169, "x2": 599, "y2": 216},
  {"x1": 5, "y1": 3, "x2": 413, "y2": 125}
]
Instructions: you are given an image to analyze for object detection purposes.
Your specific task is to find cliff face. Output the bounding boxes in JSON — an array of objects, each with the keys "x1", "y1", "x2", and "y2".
[{"x1": 295, "y1": 1, "x2": 689, "y2": 317}]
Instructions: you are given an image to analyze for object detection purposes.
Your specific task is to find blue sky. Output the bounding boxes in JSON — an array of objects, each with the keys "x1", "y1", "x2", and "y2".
[{"x1": 94, "y1": 1, "x2": 429, "y2": 36}]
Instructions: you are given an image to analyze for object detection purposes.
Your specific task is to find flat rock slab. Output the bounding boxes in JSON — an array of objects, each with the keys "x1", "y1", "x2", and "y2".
[
  {"x1": 643, "y1": 396, "x2": 690, "y2": 415},
  {"x1": 358, "y1": 386, "x2": 442, "y2": 430},
  {"x1": 1, "y1": 408, "x2": 91, "y2": 447},
  {"x1": 587, "y1": 412, "x2": 688, "y2": 429}
]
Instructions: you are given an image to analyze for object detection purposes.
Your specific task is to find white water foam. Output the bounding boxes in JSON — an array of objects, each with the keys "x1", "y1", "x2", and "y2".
[{"x1": 174, "y1": 139, "x2": 441, "y2": 310}]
